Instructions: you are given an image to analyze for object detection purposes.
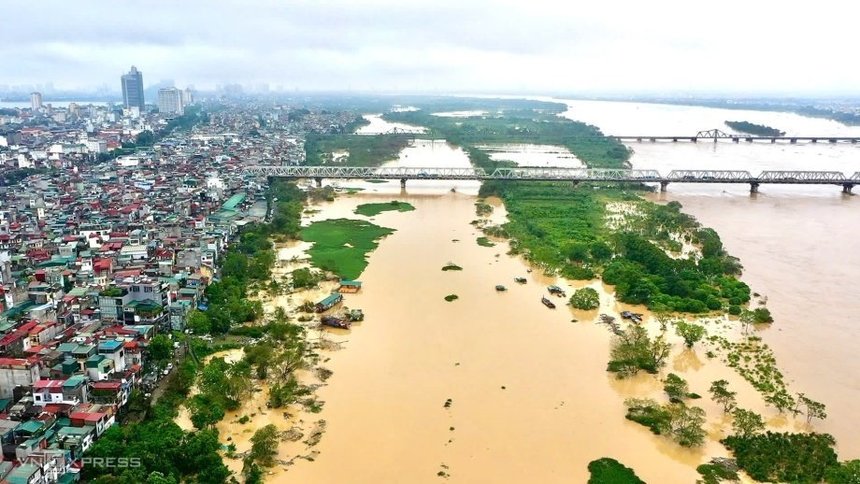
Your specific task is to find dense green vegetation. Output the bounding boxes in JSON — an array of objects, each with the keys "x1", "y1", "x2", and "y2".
[
  {"x1": 709, "y1": 379, "x2": 737, "y2": 413},
  {"x1": 587, "y1": 458, "x2": 645, "y2": 484},
  {"x1": 290, "y1": 267, "x2": 325, "y2": 289},
  {"x1": 301, "y1": 218, "x2": 395, "y2": 279},
  {"x1": 354, "y1": 200, "x2": 415, "y2": 216},
  {"x1": 608, "y1": 324, "x2": 670, "y2": 376},
  {"x1": 189, "y1": 180, "x2": 304, "y2": 335},
  {"x1": 722, "y1": 432, "x2": 839, "y2": 482},
  {"x1": 384, "y1": 109, "x2": 630, "y2": 169},
  {"x1": 569, "y1": 287, "x2": 600, "y2": 310},
  {"x1": 673, "y1": 321, "x2": 706, "y2": 348},
  {"x1": 483, "y1": 184, "x2": 611, "y2": 280},
  {"x1": 826, "y1": 460, "x2": 860, "y2": 483},
  {"x1": 476, "y1": 185, "x2": 750, "y2": 313},
  {"x1": 725, "y1": 120, "x2": 785, "y2": 137},
  {"x1": 85, "y1": 342, "x2": 232, "y2": 483},
  {"x1": 305, "y1": 133, "x2": 411, "y2": 166},
  {"x1": 624, "y1": 398, "x2": 707, "y2": 447}
]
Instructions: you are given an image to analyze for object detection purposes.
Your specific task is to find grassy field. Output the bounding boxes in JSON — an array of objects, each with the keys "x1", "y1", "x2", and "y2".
[
  {"x1": 305, "y1": 133, "x2": 411, "y2": 167},
  {"x1": 301, "y1": 218, "x2": 395, "y2": 279},
  {"x1": 354, "y1": 201, "x2": 415, "y2": 217},
  {"x1": 384, "y1": 109, "x2": 630, "y2": 169}
]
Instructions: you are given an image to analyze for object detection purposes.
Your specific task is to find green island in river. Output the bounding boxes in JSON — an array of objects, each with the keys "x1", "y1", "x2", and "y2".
[{"x1": 724, "y1": 120, "x2": 786, "y2": 137}]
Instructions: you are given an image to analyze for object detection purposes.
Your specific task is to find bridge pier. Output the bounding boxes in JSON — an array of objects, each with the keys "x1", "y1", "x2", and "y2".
[
  {"x1": 691, "y1": 137, "x2": 697, "y2": 143},
  {"x1": 750, "y1": 182, "x2": 760, "y2": 194},
  {"x1": 790, "y1": 138, "x2": 797, "y2": 144},
  {"x1": 732, "y1": 137, "x2": 739, "y2": 143},
  {"x1": 314, "y1": 177, "x2": 323, "y2": 188},
  {"x1": 843, "y1": 183, "x2": 854, "y2": 194},
  {"x1": 660, "y1": 181, "x2": 669, "y2": 192},
  {"x1": 811, "y1": 138, "x2": 818, "y2": 143},
  {"x1": 400, "y1": 178, "x2": 407, "y2": 189},
  {"x1": 770, "y1": 138, "x2": 776, "y2": 144}
]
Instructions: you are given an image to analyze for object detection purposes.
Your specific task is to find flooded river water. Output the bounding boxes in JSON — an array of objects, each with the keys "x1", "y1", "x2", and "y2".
[
  {"x1": 239, "y1": 101, "x2": 859, "y2": 483},
  {"x1": 558, "y1": 99, "x2": 860, "y2": 457}
]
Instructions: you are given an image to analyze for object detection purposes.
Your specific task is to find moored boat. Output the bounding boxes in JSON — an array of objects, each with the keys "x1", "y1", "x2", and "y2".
[
  {"x1": 495, "y1": 285, "x2": 507, "y2": 291},
  {"x1": 321, "y1": 316, "x2": 351, "y2": 329},
  {"x1": 514, "y1": 277, "x2": 527, "y2": 284},
  {"x1": 541, "y1": 296, "x2": 556, "y2": 309}
]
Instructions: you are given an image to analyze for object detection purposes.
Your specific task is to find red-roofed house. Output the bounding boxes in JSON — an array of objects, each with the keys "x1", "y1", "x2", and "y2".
[{"x1": 69, "y1": 411, "x2": 113, "y2": 437}]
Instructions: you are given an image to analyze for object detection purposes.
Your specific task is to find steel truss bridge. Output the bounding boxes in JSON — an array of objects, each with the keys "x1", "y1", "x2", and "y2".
[
  {"x1": 611, "y1": 128, "x2": 860, "y2": 144},
  {"x1": 244, "y1": 166, "x2": 860, "y2": 193}
]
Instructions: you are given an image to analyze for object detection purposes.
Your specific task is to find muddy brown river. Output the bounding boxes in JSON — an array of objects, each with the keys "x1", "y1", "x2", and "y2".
[{"x1": 218, "y1": 102, "x2": 859, "y2": 482}]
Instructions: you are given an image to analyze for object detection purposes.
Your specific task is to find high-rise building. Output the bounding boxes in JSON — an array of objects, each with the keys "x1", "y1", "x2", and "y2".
[
  {"x1": 157, "y1": 87, "x2": 183, "y2": 115},
  {"x1": 121, "y1": 66, "x2": 145, "y2": 110},
  {"x1": 181, "y1": 87, "x2": 194, "y2": 107},
  {"x1": 30, "y1": 92, "x2": 42, "y2": 110}
]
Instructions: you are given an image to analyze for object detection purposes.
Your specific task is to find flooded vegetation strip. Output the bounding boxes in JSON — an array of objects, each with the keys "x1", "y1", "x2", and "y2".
[
  {"x1": 353, "y1": 200, "x2": 415, "y2": 217},
  {"x1": 383, "y1": 104, "x2": 630, "y2": 169},
  {"x1": 725, "y1": 120, "x2": 786, "y2": 137},
  {"x1": 305, "y1": 133, "x2": 411, "y2": 166},
  {"x1": 301, "y1": 218, "x2": 395, "y2": 280}
]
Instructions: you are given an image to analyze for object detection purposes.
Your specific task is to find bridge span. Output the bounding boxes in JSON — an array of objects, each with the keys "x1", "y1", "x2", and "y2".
[
  {"x1": 244, "y1": 166, "x2": 860, "y2": 194},
  {"x1": 610, "y1": 129, "x2": 860, "y2": 144}
]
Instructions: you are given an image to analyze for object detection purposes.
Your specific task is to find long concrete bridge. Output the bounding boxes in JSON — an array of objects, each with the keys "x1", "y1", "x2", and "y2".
[
  {"x1": 244, "y1": 165, "x2": 860, "y2": 193},
  {"x1": 610, "y1": 129, "x2": 860, "y2": 144}
]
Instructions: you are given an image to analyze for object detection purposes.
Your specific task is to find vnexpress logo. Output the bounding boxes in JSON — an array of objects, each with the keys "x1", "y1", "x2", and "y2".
[{"x1": 80, "y1": 457, "x2": 142, "y2": 468}]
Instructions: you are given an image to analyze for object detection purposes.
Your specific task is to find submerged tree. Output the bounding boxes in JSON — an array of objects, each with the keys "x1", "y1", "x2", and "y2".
[
  {"x1": 709, "y1": 379, "x2": 738, "y2": 413},
  {"x1": 732, "y1": 408, "x2": 765, "y2": 438},
  {"x1": 674, "y1": 321, "x2": 706, "y2": 348},
  {"x1": 608, "y1": 325, "x2": 671, "y2": 376},
  {"x1": 664, "y1": 373, "x2": 690, "y2": 403}
]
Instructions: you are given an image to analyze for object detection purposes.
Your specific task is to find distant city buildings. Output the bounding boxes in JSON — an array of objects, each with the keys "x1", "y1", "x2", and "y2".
[
  {"x1": 30, "y1": 92, "x2": 42, "y2": 111},
  {"x1": 181, "y1": 87, "x2": 194, "y2": 108},
  {"x1": 157, "y1": 87, "x2": 183, "y2": 115},
  {"x1": 120, "y1": 66, "x2": 145, "y2": 111}
]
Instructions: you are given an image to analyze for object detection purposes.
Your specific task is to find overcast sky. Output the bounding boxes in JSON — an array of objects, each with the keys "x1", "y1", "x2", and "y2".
[{"x1": 2, "y1": 0, "x2": 859, "y2": 95}]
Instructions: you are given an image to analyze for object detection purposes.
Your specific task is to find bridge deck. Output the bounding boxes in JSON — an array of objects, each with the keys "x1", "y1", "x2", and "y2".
[{"x1": 245, "y1": 166, "x2": 860, "y2": 185}]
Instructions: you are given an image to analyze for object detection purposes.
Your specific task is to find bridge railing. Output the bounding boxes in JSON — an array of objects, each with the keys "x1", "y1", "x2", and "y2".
[
  {"x1": 666, "y1": 170, "x2": 753, "y2": 181},
  {"x1": 757, "y1": 170, "x2": 846, "y2": 182}
]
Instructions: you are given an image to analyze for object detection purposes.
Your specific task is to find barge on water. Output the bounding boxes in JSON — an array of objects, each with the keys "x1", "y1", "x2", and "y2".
[
  {"x1": 321, "y1": 315, "x2": 351, "y2": 329},
  {"x1": 315, "y1": 292, "x2": 343, "y2": 313}
]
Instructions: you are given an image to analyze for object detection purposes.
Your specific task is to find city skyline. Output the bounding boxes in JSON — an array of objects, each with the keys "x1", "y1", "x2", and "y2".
[{"x1": 3, "y1": 0, "x2": 860, "y2": 96}]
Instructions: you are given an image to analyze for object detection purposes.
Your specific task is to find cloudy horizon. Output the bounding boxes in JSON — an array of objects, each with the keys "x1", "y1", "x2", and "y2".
[{"x1": 3, "y1": 0, "x2": 860, "y2": 96}]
